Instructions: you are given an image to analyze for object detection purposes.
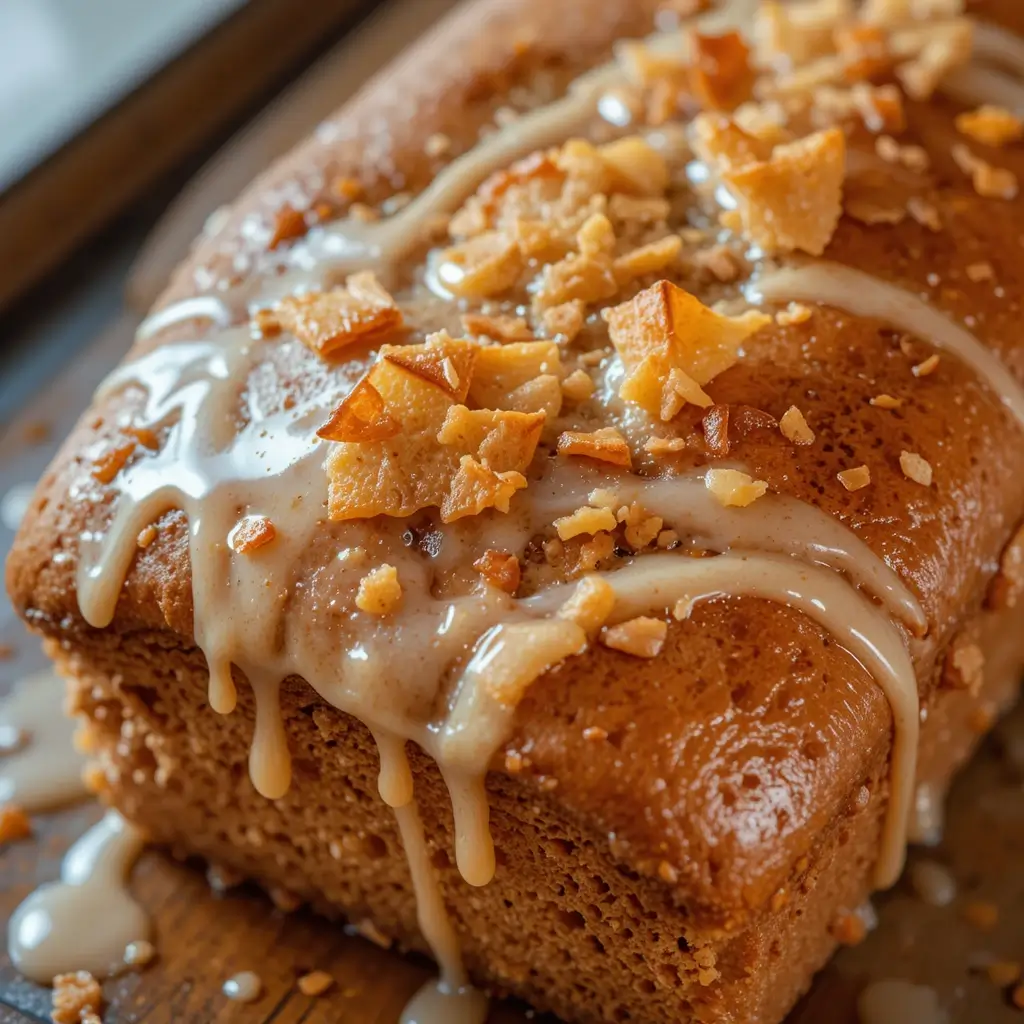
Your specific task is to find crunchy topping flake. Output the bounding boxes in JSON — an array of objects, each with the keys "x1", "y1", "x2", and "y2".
[
  {"x1": 461, "y1": 312, "x2": 533, "y2": 341},
  {"x1": 838, "y1": 465, "x2": 871, "y2": 491},
  {"x1": 384, "y1": 335, "x2": 476, "y2": 399},
  {"x1": 779, "y1": 406, "x2": 815, "y2": 445},
  {"x1": 52, "y1": 971, "x2": 103, "y2": 1024},
  {"x1": 557, "y1": 428, "x2": 632, "y2": 468},
  {"x1": 473, "y1": 550, "x2": 521, "y2": 594},
  {"x1": 912, "y1": 353, "x2": 940, "y2": 377},
  {"x1": 0, "y1": 803, "x2": 31, "y2": 845},
  {"x1": 688, "y1": 30, "x2": 756, "y2": 111},
  {"x1": 604, "y1": 280, "x2": 768, "y2": 418},
  {"x1": 705, "y1": 468, "x2": 769, "y2": 507},
  {"x1": 646, "y1": 435, "x2": 689, "y2": 457},
  {"x1": 613, "y1": 235, "x2": 683, "y2": 285},
  {"x1": 558, "y1": 575, "x2": 616, "y2": 636},
  {"x1": 952, "y1": 143, "x2": 1019, "y2": 200},
  {"x1": 722, "y1": 128, "x2": 846, "y2": 256},
  {"x1": 468, "y1": 342, "x2": 564, "y2": 417},
  {"x1": 437, "y1": 231, "x2": 524, "y2": 298},
  {"x1": 355, "y1": 564, "x2": 403, "y2": 616},
  {"x1": 276, "y1": 273, "x2": 402, "y2": 357},
  {"x1": 601, "y1": 616, "x2": 668, "y2": 658},
  {"x1": 776, "y1": 302, "x2": 812, "y2": 326},
  {"x1": 443, "y1": 457, "x2": 527, "y2": 522},
  {"x1": 228, "y1": 515, "x2": 276, "y2": 555},
  {"x1": 870, "y1": 393, "x2": 903, "y2": 409},
  {"x1": 598, "y1": 136, "x2": 670, "y2": 196},
  {"x1": 899, "y1": 450, "x2": 933, "y2": 486},
  {"x1": 268, "y1": 205, "x2": 307, "y2": 249},
  {"x1": 554, "y1": 506, "x2": 619, "y2": 541},
  {"x1": 541, "y1": 300, "x2": 585, "y2": 341},
  {"x1": 297, "y1": 971, "x2": 335, "y2": 997},
  {"x1": 92, "y1": 441, "x2": 136, "y2": 484},
  {"x1": 561, "y1": 368, "x2": 596, "y2": 402},
  {"x1": 317, "y1": 379, "x2": 401, "y2": 443},
  {"x1": 956, "y1": 105, "x2": 1024, "y2": 148},
  {"x1": 965, "y1": 261, "x2": 994, "y2": 283}
]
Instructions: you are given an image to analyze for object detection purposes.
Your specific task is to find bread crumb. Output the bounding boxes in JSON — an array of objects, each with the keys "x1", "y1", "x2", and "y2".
[
  {"x1": 645, "y1": 436, "x2": 689, "y2": 457},
  {"x1": 899, "y1": 450, "x2": 933, "y2": 487},
  {"x1": 582, "y1": 726, "x2": 609, "y2": 742},
  {"x1": 956, "y1": 105, "x2": 1024, "y2": 148},
  {"x1": 907, "y1": 196, "x2": 941, "y2": 232},
  {"x1": 838, "y1": 465, "x2": 871, "y2": 491},
  {"x1": 963, "y1": 900, "x2": 999, "y2": 931},
  {"x1": 657, "y1": 860, "x2": 679, "y2": 884},
  {"x1": 136, "y1": 524, "x2": 158, "y2": 549},
  {"x1": 830, "y1": 910, "x2": 868, "y2": 946},
  {"x1": 461, "y1": 312, "x2": 532, "y2": 341},
  {"x1": 541, "y1": 300, "x2": 585, "y2": 342},
  {"x1": 779, "y1": 406, "x2": 815, "y2": 445},
  {"x1": 228, "y1": 515, "x2": 276, "y2": 554},
  {"x1": 912, "y1": 353, "x2": 940, "y2": 377},
  {"x1": 601, "y1": 616, "x2": 668, "y2": 658},
  {"x1": 298, "y1": 970, "x2": 335, "y2": 997},
  {"x1": 705, "y1": 468, "x2": 768, "y2": 508},
  {"x1": 870, "y1": 393, "x2": 903, "y2": 409},
  {"x1": 92, "y1": 441, "x2": 136, "y2": 484},
  {"x1": 966, "y1": 261, "x2": 995, "y2": 283},
  {"x1": 557, "y1": 428, "x2": 632, "y2": 468},
  {"x1": 52, "y1": 971, "x2": 102, "y2": 1024},
  {"x1": 952, "y1": 143, "x2": 1019, "y2": 200},
  {"x1": 355, "y1": 565, "x2": 402, "y2": 617},
  {"x1": 0, "y1": 804, "x2": 31, "y2": 845},
  {"x1": 775, "y1": 302, "x2": 812, "y2": 326},
  {"x1": 561, "y1": 369, "x2": 596, "y2": 402},
  {"x1": 473, "y1": 550, "x2": 521, "y2": 594},
  {"x1": 554, "y1": 506, "x2": 618, "y2": 542}
]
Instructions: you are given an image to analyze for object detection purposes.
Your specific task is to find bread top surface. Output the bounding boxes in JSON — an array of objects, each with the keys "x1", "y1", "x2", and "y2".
[{"x1": 9, "y1": 0, "x2": 1024, "y2": 927}]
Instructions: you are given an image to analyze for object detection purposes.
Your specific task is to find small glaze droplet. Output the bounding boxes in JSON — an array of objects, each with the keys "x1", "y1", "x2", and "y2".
[
  {"x1": 223, "y1": 970, "x2": 263, "y2": 1002},
  {"x1": 858, "y1": 979, "x2": 948, "y2": 1024}
]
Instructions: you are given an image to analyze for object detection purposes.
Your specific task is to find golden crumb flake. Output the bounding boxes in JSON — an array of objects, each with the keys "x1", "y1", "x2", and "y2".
[
  {"x1": 601, "y1": 616, "x2": 668, "y2": 659},
  {"x1": 899, "y1": 450, "x2": 933, "y2": 487},
  {"x1": 838, "y1": 465, "x2": 871, "y2": 491},
  {"x1": 533, "y1": 251, "x2": 619, "y2": 311},
  {"x1": 541, "y1": 300, "x2": 585, "y2": 342},
  {"x1": 52, "y1": 971, "x2": 102, "y2": 1024},
  {"x1": 779, "y1": 406, "x2": 815, "y2": 445},
  {"x1": 437, "y1": 405, "x2": 545, "y2": 469},
  {"x1": 965, "y1": 261, "x2": 994, "y2": 283},
  {"x1": 557, "y1": 428, "x2": 632, "y2": 468},
  {"x1": 952, "y1": 143, "x2": 1019, "y2": 200},
  {"x1": 436, "y1": 230, "x2": 524, "y2": 298},
  {"x1": 689, "y1": 30, "x2": 755, "y2": 111},
  {"x1": 468, "y1": 341, "x2": 563, "y2": 417},
  {"x1": 646, "y1": 435, "x2": 690, "y2": 457},
  {"x1": 298, "y1": 971, "x2": 335, "y2": 997},
  {"x1": 384, "y1": 335, "x2": 476, "y2": 400},
  {"x1": 356, "y1": 564, "x2": 402, "y2": 617},
  {"x1": 317, "y1": 379, "x2": 401, "y2": 443},
  {"x1": 604, "y1": 280, "x2": 768, "y2": 418},
  {"x1": 276, "y1": 273, "x2": 402, "y2": 357},
  {"x1": 723, "y1": 128, "x2": 846, "y2": 256},
  {"x1": 956, "y1": 105, "x2": 1024, "y2": 148},
  {"x1": 473, "y1": 550, "x2": 521, "y2": 594},
  {"x1": 558, "y1": 575, "x2": 616, "y2": 636},
  {"x1": 912, "y1": 353, "x2": 940, "y2": 377},
  {"x1": 554, "y1": 506, "x2": 618, "y2": 541},
  {"x1": 598, "y1": 136, "x2": 670, "y2": 196},
  {"x1": 0, "y1": 803, "x2": 31, "y2": 845},
  {"x1": 136, "y1": 524, "x2": 158, "y2": 549},
  {"x1": 461, "y1": 312, "x2": 533, "y2": 341},
  {"x1": 443, "y1": 457, "x2": 527, "y2": 522},
  {"x1": 776, "y1": 302, "x2": 812, "y2": 327},
  {"x1": 870, "y1": 393, "x2": 903, "y2": 409},
  {"x1": 228, "y1": 515, "x2": 276, "y2": 555},
  {"x1": 692, "y1": 113, "x2": 774, "y2": 170},
  {"x1": 483, "y1": 619, "x2": 587, "y2": 707},
  {"x1": 705, "y1": 468, "x2": 769, "y2": 507},
  {"x1": 613, "y1": 235, "x2": 683, "y2": 285},
  {"x1": 92, "y1": 440, "x2": 136, "y2": 484}
]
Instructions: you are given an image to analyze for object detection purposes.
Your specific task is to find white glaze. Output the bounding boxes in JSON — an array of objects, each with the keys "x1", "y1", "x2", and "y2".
[
  {"x1": 8, "y1": 811, "x2": 149, "y2": 983},
  {"x1": 0, "y1": 670, "x2": 87, "y2": 811},
  {"x1": 858, "y1": 979, "x2": 948, "y2": 1024}
]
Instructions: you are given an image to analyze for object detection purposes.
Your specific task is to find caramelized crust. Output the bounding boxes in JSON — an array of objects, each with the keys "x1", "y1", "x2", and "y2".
[{"x1": 8, "y1": 0, "x2": 1024, "y2": 1021}]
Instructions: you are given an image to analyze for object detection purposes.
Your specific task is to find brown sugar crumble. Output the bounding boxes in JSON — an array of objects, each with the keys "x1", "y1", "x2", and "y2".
[
  {"x1": 0, "y1": 803, "x2": 31, "y2": 845},
  {"x1": 51, "y1": 971, "x2": 102, "y2": 1024},
  {"x1": 601, "y1": 616, "x2": 668, "y2": 658},
  {"x1": 473, "y1": 550, "x2": 521, "y2": 594},
  {"x1": 912, "y1": 354, "x2": 940, "y2": 377},
  {"x1": 355, "y1": 565, "x2": 403, "y2": 617},
  {"x1": 297, "y1": 970, "x2": 335, "y2": 996},
  {"x1": 228, "y1": 515, "x2": 277, "y2": 555},
  {"x1": 838, "y1": 465, "x2": 871, "y2": 492},
  {"x1": 899, "y1": 450, "x2": 933, "y2": 487}
]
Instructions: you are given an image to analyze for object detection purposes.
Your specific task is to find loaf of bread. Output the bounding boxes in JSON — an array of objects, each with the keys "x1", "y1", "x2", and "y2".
[{"x1": 9, "y1": 0, "x2": 1024, "y2": 1020}]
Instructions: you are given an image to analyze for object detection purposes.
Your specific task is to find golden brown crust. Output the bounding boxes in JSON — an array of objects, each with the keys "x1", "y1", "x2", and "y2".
[{"x1": 8, "y1": 1, "x2": 1024, "y2": 1018}]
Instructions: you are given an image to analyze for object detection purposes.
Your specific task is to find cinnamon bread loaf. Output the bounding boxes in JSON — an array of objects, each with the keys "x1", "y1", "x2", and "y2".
[{"x1": 9, "y1": 1, "x2": 1024, "y2": 1021}]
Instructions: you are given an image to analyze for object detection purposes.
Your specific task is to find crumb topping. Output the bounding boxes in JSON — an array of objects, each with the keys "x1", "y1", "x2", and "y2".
[{"x1": 356, "y1": 564, "x2": 403, "y2": 616}]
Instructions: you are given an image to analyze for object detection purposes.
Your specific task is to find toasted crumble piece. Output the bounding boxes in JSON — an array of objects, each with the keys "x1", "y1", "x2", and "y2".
[
  {"x1": 695, "y1": 243, "x2": 743, "y2": 284},
  {"x1": 838, "y1": 465, "x2": 871, "y2": 491},
  {"x1": 52, "y1": 971, "x2": 102, "y2": 1024},
  {"x1": 276, "y1": 273, "x2": 402, "y2": 357},
  {"x1": 92, "y1": 440, "x2": 136, "y2": 484},
  {"x1": 561, "y1": 368, "x2": 596, "y2": 402},
  {"x1": 384, "y1": 336, "x2": 477, "y2": 399},
  {"x1": 952, "y1": 143, "x2": 1019, "y2": 200},
  {"x1": 0, "y1": 803, "x2": 31, "y2": 845},
  {"x1": 776, "y1": 302, "x2": 812, "y2": 326},
  {"x1": 482, "y1": 618, "x2": 587, "y2": 707},
  {"x1": 870, "y1": 393, "x2": 903, "y2": 409},
  {"x1": 661, "y1": 367, "x2": 714, "y2": 419},
  {"x1": 907, "y1": 196, "x2": 942, "y2": 232},
  {"x1": 692, "y1": 112, "x2": 774, "y2": 170},
  {"x1": 541, "y1": 300, "x2": 585, "y2": 341},
  {"x1": 689, "y1": 30, "x2": 755, "y2": 111},
  {"x1": 899, "y1": 450, "x2": 933, "y2": 487},
  {"x1": 442, "y1": 457, "x2": 527, "y2": 522},
  {"x1": 705, "y1": 468, "x2": 769, "y2": 508},
  {"x1": 268, "y1": 204, "x2": 307, "y2": 248},
  {"x1": 944, "y1": 638, "x2": 984, "y2": 694},
  {"x1": 779, "y1": 406, "x2": 815, "y2": 445},
  {"x1": 645, "y1": 435, "x2": 689, "y2": 456},
  {"x1": 228, "y1": 515, "x2": 276, "y2": 555},
  {"x1": 576, "y1": 212, "x2": 616, "y2": 257},
  {"x1": 136, "y1": 524, "x2": 158, "y2": 549},
  {"x1": 558, "y1": 575, "x2": 616, "y2": 636},
  {"x1": 123, "y1": 939, "x2": 156, "y2": 968},
  {"x1": 124, "y1": 424, "x2": 160, "y2": 451},
  {"x1": 468, "y1": 341, "x2": 563, "y2": 417},
  {"x1": 437, "y1": 405, "x2": 546, "y2": 469},
  {"x1": 461, "y1": 312, "x2": 533, "y2": 341},
  {"x1": 598, "y1": 136, "x2": 670, "y2": 196},
  {"x1": 252, "y1": 308, "x2": 281, "y2": 338},
  {"x1": 613, "y1": 235, "x2": 683, "y2": 285},
  {"x1": 533, "y1": 251, "x2": 619, "y2": 311},
  {"x1": 554, "y1": 506, "x2": 619, "y2": 541},
  {"x1": 297, "y1": 971, "x2": 335, "y2": 997},
  {"x1": 557, "y1": 428, "x2": 632, "y2": 468},
  {"x1": 601, "y1": 616, "x2": 668, "y2": 658},
  {"x1": 723, "y1": 127, "x2": 846, "y2": 256},
  {"x1": 604, "y1": 280, "x2": 769, "y2": 419},
  {"x1": 437, "y1": 231, "x2": 524, "y2": 298},
  {"x1": 473, "y1": 550, "x2": 521, "y2": 594},
  {"x1": 355, "y1": 564, "x2": 402, "y2": 617},
  {"x1": 956, "y1": 104, "x2": 1024, "y2": 148},
  {"x1": 582, "y1": 725, "x2": 609, "y2": 742},
  {"x1": 965, "y1": 261, "x2": 995, "y2": 283},
  {"x1": 912, "y1": 353, "x2": 940, "y2": 377},
  {"x1": 317, "y1": 379, "x2": 401, "y2": 443}
]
